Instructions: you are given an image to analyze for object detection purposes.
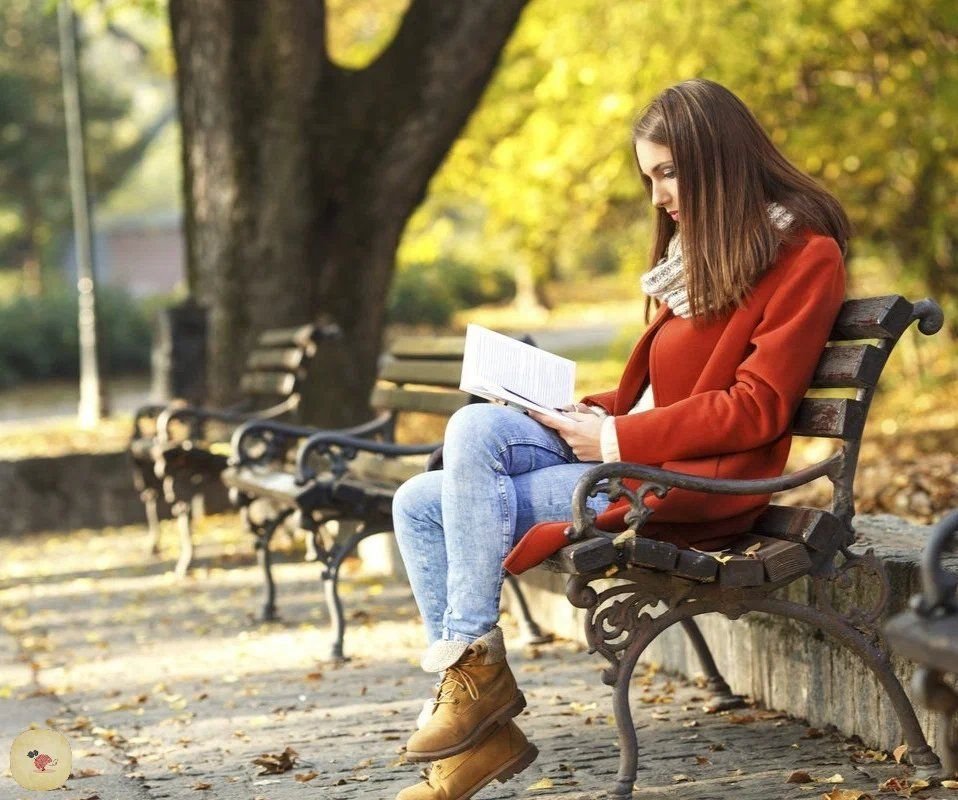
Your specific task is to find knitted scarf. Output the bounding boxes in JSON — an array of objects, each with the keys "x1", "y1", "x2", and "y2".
[{"x1": 640, "y1": 203, "x2": 796, "y2": 318}]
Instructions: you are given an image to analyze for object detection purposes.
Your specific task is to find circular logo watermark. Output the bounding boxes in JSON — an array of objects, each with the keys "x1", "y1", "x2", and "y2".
[{"x1": 9, "y1": 728, "x2": 72, "y2": 791}]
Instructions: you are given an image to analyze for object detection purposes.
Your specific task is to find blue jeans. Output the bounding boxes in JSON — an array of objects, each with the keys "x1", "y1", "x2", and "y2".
[{"x1": 392, "y1": 403, "x2": 610, "y2": 646}]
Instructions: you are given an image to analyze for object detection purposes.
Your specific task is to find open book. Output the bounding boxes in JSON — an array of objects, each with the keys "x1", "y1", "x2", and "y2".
[{"x1": 459, "y1": 324, "x2": 575, "y2": 421}]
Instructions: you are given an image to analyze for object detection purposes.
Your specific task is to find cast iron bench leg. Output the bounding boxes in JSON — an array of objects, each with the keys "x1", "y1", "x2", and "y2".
[
  {"x1": 321, "y1": 524, "x2": 381, "y2": 661},
  {"x1": 251, "y1": 511, "x2": 291, "y2": 622},
  {"x1": 142, "y1": 488, "x2": 162, "y2": 556},
  {"x1": 172, "y1": 500, "x2": 194, "y2": 578},
  {"x1": 679, "y1": 618, "x2": 745, "y2": 711},
  {"x1": 504, "y1": 575, "x2": 553, "y2": 645}
]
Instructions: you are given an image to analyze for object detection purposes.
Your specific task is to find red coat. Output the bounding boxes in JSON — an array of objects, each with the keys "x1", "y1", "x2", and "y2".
[{"x1": 504, "y1": 232, "x2": 846, "y2": 574}]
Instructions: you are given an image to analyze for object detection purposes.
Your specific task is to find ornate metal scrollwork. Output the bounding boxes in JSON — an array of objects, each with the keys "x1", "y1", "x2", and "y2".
[
  {"x1": 569, "y1": 466, "x2": 671, "y2": 543},
  {"x1": 811, "y1": 546, "x2": 891, "y2": 644},
  {"x1": 304, "y1": 440, "x2": 358, "y2": 480},
  {"x1": 567, "y1": 573, "x2": 662, "y2": 686}
]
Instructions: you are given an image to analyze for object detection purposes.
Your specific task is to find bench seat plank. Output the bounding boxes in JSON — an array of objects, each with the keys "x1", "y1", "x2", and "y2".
[
  {"x1": 378, "y1": 360, "x2": 463, "y2": 388},
  {"x1": 247, "y1": 347, "x2": 306, "y2": 371},
  {"x1": 371, "y1": 386, "x2": 473, "y2": 416},
  {"x1": 830, "y1": 295, "x2": 913, "y2": 341},
  {"x1": 240, "y1": 371, "x2": 298, "y2": 397},
  {"x1": 811, "y1": 343, "x2": 887, "y2": 389},
  {"x1": 792, "y1": 398, "x2": 866, "y2": 439}
]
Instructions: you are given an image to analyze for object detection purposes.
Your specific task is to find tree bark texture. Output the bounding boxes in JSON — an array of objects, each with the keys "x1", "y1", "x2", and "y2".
[{"x1": 169, "y1": 0, "x2": 529, "y2": 426}]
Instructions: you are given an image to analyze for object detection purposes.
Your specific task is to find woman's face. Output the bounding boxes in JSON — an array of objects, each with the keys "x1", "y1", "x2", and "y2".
[{"x1": 635, "y1": 139, "x2": 679, "y2": 223}]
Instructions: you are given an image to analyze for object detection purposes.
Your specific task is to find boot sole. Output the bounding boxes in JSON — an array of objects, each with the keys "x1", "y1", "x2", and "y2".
[
  {"x1": 456, "y1": 741, "x2": 539, "y2": 800},
  {"x1": 404, "y1": 691, "x2": 526, "y2": 762}
]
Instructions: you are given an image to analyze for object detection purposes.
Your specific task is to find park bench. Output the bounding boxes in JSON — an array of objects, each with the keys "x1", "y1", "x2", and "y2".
[
  {"x1": 129, "y1": 319, "x2": 338, "y2": 577},
  {"x1": 527, "y1": 295, "x2": 945, "y2": 798},
  {"x1": 221, "y1": 334, "x2": 550, "y2": 660}
]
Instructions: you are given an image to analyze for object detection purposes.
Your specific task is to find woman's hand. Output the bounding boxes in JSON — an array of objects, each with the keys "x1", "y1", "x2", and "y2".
[{"x1": 527, "y1": 410, "x2": 604, "y2": 462}]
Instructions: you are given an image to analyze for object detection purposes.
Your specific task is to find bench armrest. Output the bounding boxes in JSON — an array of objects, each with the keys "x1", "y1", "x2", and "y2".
[
  {"x1": 230, "y1": 413, "x2": 394, "y2": 468},
  {"x1": 569, "y1": 452, "x2": 843, "y2": 541},
  {"x1": 132, "y1": 403, "x2": 169, "y2": 438},
  {"x1": 296, "y1": 432, "x2": 442, "y2": 484},
  {"x1": 155, "y1": 394, "x2": 300, "y2": 445}
]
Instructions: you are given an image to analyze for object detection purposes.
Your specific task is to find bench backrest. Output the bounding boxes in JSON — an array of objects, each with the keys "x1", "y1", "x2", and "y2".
[
  {"x1": 369, "y1": 336, "x2": 475, "y2": 428},
  {"x1": 238, "y1": 322, "x2": 330, "y2": 416},
  {"x1": 786, "y1": 295, "x2": 943, "y2": 543}
]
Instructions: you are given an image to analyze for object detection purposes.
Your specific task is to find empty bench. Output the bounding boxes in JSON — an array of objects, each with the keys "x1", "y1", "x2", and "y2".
[
  {"x1": 222, "y1": 334, "x2": 549, "y2": 659},
  {"x1": 130, "y1": 319, "x2": 337, "y2": 576}
]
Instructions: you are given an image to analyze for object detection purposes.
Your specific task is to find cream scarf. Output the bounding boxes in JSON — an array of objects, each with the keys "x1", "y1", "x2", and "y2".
[{"x1": 640, "y1": 203, "x2": 795, "y2": 318}]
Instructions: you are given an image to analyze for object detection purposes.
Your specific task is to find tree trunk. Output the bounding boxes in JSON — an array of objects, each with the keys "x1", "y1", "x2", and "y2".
[{"x1": 169, "y1": 0, "x2": 529, "y2": 426}]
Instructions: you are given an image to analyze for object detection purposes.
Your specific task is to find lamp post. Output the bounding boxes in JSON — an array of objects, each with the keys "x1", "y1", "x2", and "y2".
[{"x1": 57, "y1": 0, "x2": 106, "y2": 427}]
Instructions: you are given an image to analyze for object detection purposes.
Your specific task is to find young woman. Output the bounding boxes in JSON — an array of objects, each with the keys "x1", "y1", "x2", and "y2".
[{"x1": 391, "y1": 78, "x2": 850, "y2": 800}]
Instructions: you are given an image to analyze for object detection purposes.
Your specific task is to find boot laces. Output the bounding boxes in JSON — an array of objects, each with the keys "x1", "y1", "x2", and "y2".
[{"x1": 434, "y1": 665, "x2": 479, "y2": 707}]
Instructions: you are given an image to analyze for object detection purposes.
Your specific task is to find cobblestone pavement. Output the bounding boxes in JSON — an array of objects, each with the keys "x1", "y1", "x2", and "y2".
[{"x1": 0, "y1": 517, "x2": 950, "y2": 800}]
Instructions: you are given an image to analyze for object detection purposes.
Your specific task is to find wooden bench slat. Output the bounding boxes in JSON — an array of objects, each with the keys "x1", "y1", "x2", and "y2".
[
  {"x1": 628, "y1": 537, "x2": 679, "y2": 570},
  {"x1": 717, "y1": 553, "x2": 767, "y2": 587},
  {"x1": 792, "y1": 398, "x2": 866, "y2": 439},
  {"x1": 830, "y1": 295, "x2": 913, "y2": 341},
  {"x1": 257, "y1": 324, "x2": 316, "y2": 348},
  {"x1": 552, "y1": 537, "x2": 617, "y2": 574},
  {"x1": 389, "y1": 336, "x2": 468, "y2": 359},
  {"x1": 370, "y1": 386, "x2": 472, "y2": 416},
  {"x1": 751, "y1": 505, "x2": 844, "y2": 553},
  {"x1": 378, "y1": 359, "x2": 463, "y2": 388},
  {"x1": 811, "y1": 344, "x2": 887, "y2": 389},
  {"x1": 726, "y1": 534, "x2": 812, "y2": 584},
  {"x1": 672, "y1": 550, "x2": 718, "y2": 582},
  {"x1": 349, "y1": 452, "x2": 428, "y2": 485},
  {"x1": 247, "y1": 347, "x2": 306, "y2": 371},
  {"x1": 240, "y1": 371, "x2": 298, "y2": 397}
]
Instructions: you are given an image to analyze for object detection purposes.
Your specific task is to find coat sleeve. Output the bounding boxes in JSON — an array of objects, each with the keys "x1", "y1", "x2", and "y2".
[
  {"x1": 579, "y1": 389, "x2": 618, "y2": 414},
  {"x1": 612, "y1": 236, "x2": 846, "y2": 465}
]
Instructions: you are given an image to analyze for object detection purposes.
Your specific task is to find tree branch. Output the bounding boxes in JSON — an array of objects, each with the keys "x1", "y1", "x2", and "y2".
[{"x1": 349, "y1": 0, "x2": 530, "y2": 225}]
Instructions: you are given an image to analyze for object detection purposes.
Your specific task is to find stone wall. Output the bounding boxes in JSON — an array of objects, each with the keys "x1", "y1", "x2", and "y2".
[
  {"x1": 506, "y1": 515, "x2": 956, "y2": 755},
  {"x1": 0, "y1": 452, "x2": 153, "y2": 536}
]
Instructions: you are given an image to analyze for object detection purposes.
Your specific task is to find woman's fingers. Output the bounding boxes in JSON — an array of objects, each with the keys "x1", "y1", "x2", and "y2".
[{"x1": 527, "y1": 409, "x2": 573, "y2": 430}]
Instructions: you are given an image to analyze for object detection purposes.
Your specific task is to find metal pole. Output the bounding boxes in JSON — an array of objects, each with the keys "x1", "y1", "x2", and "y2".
[{"x1": 57, "y1": 0, "x2": 106, "y2": 427}]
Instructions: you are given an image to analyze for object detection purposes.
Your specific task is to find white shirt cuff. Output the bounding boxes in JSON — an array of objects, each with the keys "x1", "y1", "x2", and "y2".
[{"x1": 600, "y1": 415, "x2": 621, "y2": 463}]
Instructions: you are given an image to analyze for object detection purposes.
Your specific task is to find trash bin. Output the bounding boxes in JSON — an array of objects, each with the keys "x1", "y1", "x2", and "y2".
[{"x1": 150, "y1": 298, "x2": 207, "y2": 405}]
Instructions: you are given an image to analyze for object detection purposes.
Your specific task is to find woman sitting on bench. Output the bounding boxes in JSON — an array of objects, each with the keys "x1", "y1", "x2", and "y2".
[{"x1": 390, "y1": 77, "x2": 850, "y2": 800}]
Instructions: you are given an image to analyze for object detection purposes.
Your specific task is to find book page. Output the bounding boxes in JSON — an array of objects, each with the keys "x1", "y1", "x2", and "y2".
[{"x1": 459, "y1": 325, "x2": 575, "y2": 420}]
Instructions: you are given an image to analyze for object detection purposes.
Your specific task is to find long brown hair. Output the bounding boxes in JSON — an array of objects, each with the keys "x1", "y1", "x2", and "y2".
[{"x1": 633, "y1": 79, "x2": 851, "y2": 320}]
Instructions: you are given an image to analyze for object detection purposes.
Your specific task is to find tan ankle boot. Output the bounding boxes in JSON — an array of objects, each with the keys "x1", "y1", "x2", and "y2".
[
  {"x1": 406, "y1": 628, "x2": 524, "y2": 762},
  {"x1": 396, "y1": 720, "x2": 538, "y2": 800}
]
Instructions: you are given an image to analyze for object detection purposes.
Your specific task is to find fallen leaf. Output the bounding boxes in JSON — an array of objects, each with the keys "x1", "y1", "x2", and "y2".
[
  {"x1": 569, "y1": 701, "x2": 598, "y2": 714},
  {"x1": 295, "y1": 771, "x2": 319, "y2": 782},
  {"x1": 823, "y1": 774, "x2": 845, "y2": 783},
  {"x1": 672, "y1": 773, "x2": 692, "y2": 783},
  {"x1": 787, "y1": 770, "x2": 813, "y2": 784},
  {"x1": 727, "y1": 714, "x2": 756, "y2": 724},
  {"x1": 821, "y1": 790, "x2": 872, "y2": 800},
  {"x1": 892, "y1": 744, "x2": 908, "y2": 764},
  {"x1": 72, "y1": 768, "x2": 103, "y2": 778},
  {"x1": 193, "y1": 782, "x2": 212, "y2": 790},
  {"x1": 694, "y1": 756, "x2": 711, "y2": 766},
  {"x1": 942, "y1": 779, "x2": 958, "y2": 789},
  {"x1": 878, "y1": 777, "x2": 908, "y2": 793},
  {"x1": 252, "y1": 746, "x2": 300, "y2": 775},
  {"x1": 527, "y1": 777, "x2": 554, "y2": 790},
  {"x1": 743, "y1": 542, "x2": 763, "y2": 558}
]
